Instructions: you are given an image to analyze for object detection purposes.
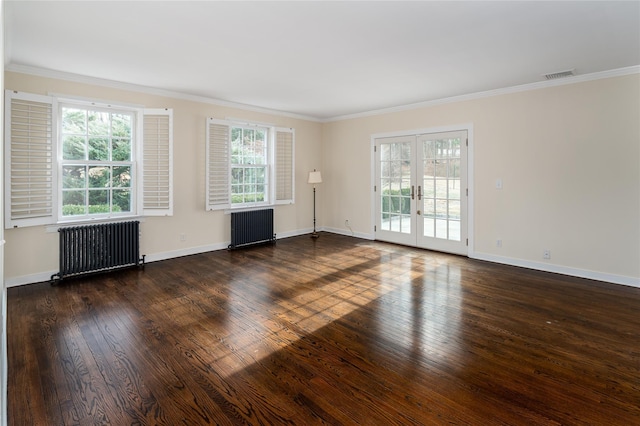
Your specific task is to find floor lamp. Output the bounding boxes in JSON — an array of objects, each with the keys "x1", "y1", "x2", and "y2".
[{"x1": 308, "y1": 170, "x2": 322, "y2": 239}]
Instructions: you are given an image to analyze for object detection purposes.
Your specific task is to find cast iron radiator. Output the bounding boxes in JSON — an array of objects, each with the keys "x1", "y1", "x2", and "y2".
[
  {"x1": 51, "y1": 221, "x2": 145, "y2": 283},
  {"x1": 229, "y1": 209, "x2": 276, "y2": 249}
]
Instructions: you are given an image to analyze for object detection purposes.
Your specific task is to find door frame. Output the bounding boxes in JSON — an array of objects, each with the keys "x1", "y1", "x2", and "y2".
[{"x1": 370, "y1": 123, "x2": 474, "y2": 256}]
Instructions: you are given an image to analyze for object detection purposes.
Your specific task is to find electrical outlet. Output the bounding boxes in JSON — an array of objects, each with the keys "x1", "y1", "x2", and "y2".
[
  {"x1": 496, "y1": 239, "x2": 502, "y2": 248},
  {"x1": 543, "y1": 249, "x2": 551, "y2": 260},
  {"x1": 180, "y1": 233, "x2": 186, "y2": 242},
  {"x1": 345, "y1": 219, "x2": 350, "y2": 227}
]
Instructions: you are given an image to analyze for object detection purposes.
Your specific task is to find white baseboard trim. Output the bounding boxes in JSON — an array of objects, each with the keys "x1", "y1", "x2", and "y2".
[
  {"x1": 275, "y1": 227, "x2": 316, "y2": 239},
  {"x1": 146, "y1": 228, "x2": 317, "y2": 263},
  {"x1": 5, "y1": 271, "x2": 56, "y2": 288},
  {"x1": 144, "y1": 242, "x2": 229, "y2": 263},
  {"x1": 323, "y1": 226, "x2": 374, "y2": 240},
  {"x1": 6, "y1": 231, "x2": 637, "y2": 289},
  {"x1": 5, "y1": 228, "x2": 321, "y2": 287},
  {"x1": 470, "y1": 251, "x2": 640, "y2": 289}
]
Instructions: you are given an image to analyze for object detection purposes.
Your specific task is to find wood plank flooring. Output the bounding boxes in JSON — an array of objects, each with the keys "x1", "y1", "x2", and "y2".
[{"x1": 7, "y1": 233, "x2": 640, "y2": 425}]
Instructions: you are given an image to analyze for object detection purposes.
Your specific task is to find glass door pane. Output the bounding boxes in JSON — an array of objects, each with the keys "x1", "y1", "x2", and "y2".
[
  {"x1": 375, "y1": 136, "x2": 417, "y2": 246},
  {"x1": 380, "y1": 141, "x2": 412, "y2": 233},
  {"x1": 417, "y1": 130, "x2": 467, "y2": 255},
  {"x1": 421, "y1": 137, "x2": 461, "y2": 241}
]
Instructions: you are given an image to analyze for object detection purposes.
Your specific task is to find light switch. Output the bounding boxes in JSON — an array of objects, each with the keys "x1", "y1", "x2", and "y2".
[{"x1": 496, "y1": 179, "x2": 503, "y2": 190}]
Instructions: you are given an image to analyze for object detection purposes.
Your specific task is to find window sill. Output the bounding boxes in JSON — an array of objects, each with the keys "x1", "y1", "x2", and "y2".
[
  {"x1": 46, "y1": 215, "x2": 145, "y2": 233},
  {"x1": 223, "y1": 204, "x2": 273, "y2": 215}
]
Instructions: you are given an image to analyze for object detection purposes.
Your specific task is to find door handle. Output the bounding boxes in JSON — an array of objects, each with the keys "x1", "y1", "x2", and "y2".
[
  {"x1": 411, "y1": 186, "x2": 415, "y2": 200},
  {"x1": 417, "y1": 186, "x2": 422, "y2": 200},
  {"x1": 417, "y1": 210, "x2": 421, "y2": 215}
]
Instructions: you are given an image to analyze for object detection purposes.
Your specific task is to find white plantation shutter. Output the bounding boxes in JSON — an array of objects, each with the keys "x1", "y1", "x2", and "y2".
[
  {"x1": 4, "y1": 91, "x2": 56, "y2": 228},
  {"x1": 143, "y1": 109, "x2": 173, "y2": 216},
  {"x1": 206, "y1": 118, "x2": 231, "y2": 210},
  {"x1": 274, "y1": 127, "x2": 294, "y2": 204}
]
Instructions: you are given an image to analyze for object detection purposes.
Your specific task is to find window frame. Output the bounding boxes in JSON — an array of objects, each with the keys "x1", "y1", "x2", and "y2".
[
  {"x1": 4, "y1": 90, "x2": 174, "y2": 229},
  {"x1": 230, "y1": 124, "x2": 271, "y2": 208},
  {"x1": 57, "y1": 100, "x2": 140, "y2": 222}
]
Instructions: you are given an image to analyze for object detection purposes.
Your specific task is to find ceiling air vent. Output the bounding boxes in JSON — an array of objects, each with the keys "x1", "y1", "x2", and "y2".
[{"x1": 544, "y1": 69, "x2": 575, "y2": 80}]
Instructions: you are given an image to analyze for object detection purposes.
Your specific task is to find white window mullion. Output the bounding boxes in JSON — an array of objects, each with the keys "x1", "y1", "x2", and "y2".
[
  {"x1": 4, "y1": 90, "x2": 57, "y2": 228},
  {"x1": 143, "y1": 108, "x2": 173, "y2": 216},
  {"x1": 206, "y1": 118, "x2": 231, "y2": 210}
]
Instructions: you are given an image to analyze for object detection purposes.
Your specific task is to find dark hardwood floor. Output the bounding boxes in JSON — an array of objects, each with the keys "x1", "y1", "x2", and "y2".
[{"x1": 7, "y1": 233, "x2": 640, "y2": 425}]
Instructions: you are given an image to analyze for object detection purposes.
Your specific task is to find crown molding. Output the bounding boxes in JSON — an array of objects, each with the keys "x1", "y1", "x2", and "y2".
[
  {"x1": 4, "y1": 63, "x2": 323, "y2": 123},
  {"x1": 324, "y1": 65, "x2": 640, "y2": 122},
  {"x1": 6, "y1": 63, "x2": 638, "y2": 124}
]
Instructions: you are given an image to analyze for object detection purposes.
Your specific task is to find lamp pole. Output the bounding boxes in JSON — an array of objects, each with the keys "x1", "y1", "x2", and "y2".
[{"x1": 312, "y1": 185, "x2": 318, "y2": 238}]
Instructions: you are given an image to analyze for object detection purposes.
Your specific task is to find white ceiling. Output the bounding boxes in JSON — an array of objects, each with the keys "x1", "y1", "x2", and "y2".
[{"x1": 4, "y1": 1, "x2": 640, "y2": 120}]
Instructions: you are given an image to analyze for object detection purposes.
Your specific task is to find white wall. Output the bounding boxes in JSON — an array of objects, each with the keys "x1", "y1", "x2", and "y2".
[
  {"x1": 3, "y1": 70, "x2": 639, "y2": 288},
  {"x1": 322, "y1": 74, "x2": 640, "y2": 286},
  {"x1": 1, "y1": 2, "x2": 7, "y2": 423},
  {"x1": 3, "y1": 71, "x2": 323, "y2": 285}
]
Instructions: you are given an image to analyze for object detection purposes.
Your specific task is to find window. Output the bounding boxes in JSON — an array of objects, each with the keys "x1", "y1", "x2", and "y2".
[
  {"x1": 206, "y1": 118, "x2": 294, "y2": 211},
  {"x1": 231, "y1": 126, "x2": 268, "y2": 204},
  {"x1": 59, "y1": 104, "x2": 134, "y2": 218},
  {"x1": 4, "y1": 90, "x2": 173, "y2": 228}
]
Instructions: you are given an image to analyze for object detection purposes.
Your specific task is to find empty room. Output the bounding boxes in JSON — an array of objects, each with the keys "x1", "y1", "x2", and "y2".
[{"x1": 0, "y1": 1, "x2": 639, "y2": 425}]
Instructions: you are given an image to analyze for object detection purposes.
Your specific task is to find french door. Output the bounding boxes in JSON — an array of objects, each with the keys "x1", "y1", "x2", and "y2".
[{"x1": 375, "y1": 130, "x2": 468, "y2": 255}]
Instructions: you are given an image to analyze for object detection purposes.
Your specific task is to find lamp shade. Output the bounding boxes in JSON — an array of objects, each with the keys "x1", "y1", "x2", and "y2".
[{"x1": 308, "y1": 170, "x2": 323, "y2": 184}]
